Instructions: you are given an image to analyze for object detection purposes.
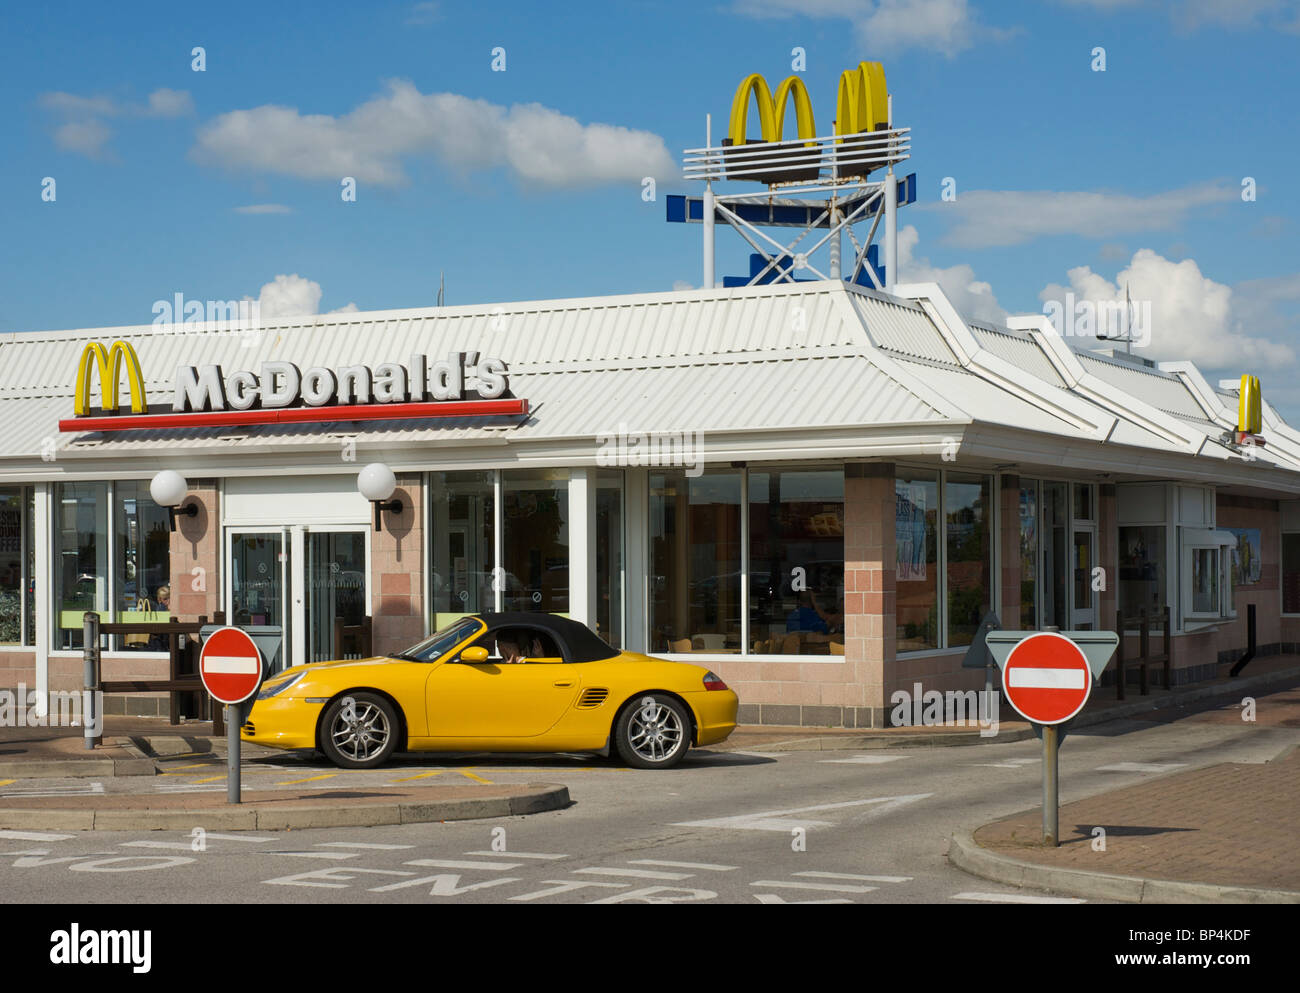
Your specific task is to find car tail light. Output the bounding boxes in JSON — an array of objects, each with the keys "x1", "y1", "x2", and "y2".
[{"x1": 702, "y1": 671, "x2": 728, "y2": 691}]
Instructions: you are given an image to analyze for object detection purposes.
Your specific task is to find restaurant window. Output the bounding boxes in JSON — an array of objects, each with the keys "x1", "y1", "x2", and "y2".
[
  {"x1": 502, "y1": 470, "x2": 569, "y2": 615},
  {"x1": 1019, "y1": 481, "x2": 1039, "y2": 630},
  {"x1": 749, "y1": 469, "x2": 844, "y2": 656},
  {"x1": 1284, "y1": 533, "x2": 1300, "y2": 614},
  {"x1": 428, "y1": 471, "x2": 495, "y2": 628},
  {"x1": 895, "y1": 469, "x2": 939, "y2": 652},
  {"x1": 1119, "y1": 526, "x2": 1166, "y2": 620},
  {"x1": 596, "y1": 471, "x2": 624, "y2": 649},
  {"x1": 54, "y1": 482, "x2": 109, "y2": 650},
  {"x1": 0, "y1": 486, "x2": 35, "y2": 647},
  {"x1": 946, "y1": 473, "x2": 992, "y2": 647},
  {"x1": 650, "y1": 469, "x2": 742, "y2": 653},
  {"x1": 1042, "y1": 482, "x2": 1069, "y2": 628},
  {"x1": 114, "y1": 482, "x2": 172, "y2": 651}
]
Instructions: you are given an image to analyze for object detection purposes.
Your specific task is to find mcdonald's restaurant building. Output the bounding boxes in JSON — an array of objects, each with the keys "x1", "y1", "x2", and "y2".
[{"x1": 2, "y1": 279, "x2": 1298, "y2": 728}]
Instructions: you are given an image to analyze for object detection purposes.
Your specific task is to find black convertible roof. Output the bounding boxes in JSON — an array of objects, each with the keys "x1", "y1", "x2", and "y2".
[{"x1": 475, "y1": 612, "x2": 621, "y2": 664}]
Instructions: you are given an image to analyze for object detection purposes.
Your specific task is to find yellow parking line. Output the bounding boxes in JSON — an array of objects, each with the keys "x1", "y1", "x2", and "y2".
[
  {"x1": 277, "y1": 774, "x2": 337, "y2": 786},
  {"x1": 458, "y1": 769, "x2": 493, "y2": 784},
  {"x1": 158, "y1": 763, "x2": 214, "y2": 775},
  {"x1": 392, "y1": 770, "x2": 443, "y2": 783},
  {"x1": 0, "y1": 780, "x2": 14, "y2": 787},
  {"x1": 190, "y1": 775, "x2": 227, "y2": 784}
]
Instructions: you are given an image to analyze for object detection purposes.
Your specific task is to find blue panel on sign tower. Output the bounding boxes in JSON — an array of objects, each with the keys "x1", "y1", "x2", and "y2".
[{"x1": 666, "y1": 195, "x2": 687, "y2": 223}]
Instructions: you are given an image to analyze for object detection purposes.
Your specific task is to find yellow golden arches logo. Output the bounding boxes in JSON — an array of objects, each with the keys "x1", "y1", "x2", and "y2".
[
  {"x1": 74, "y1": 341, "x2": 148, "y2": 416},
  {"x1": 728, "y1": 73, "x2": 818, "y2": 147},
  {"x1": 1238, "y1": 374, "x2": 1262, "y2": 436},
  {"x1": 835, "y1": 61, "x2": 889, "y2": 137}
]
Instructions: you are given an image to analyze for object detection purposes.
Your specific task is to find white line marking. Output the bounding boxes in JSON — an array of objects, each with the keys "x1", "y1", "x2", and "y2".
[
  {"x1": 820, "y1": 754, "x2": 906, "y2": 765},
  {"x1": 751, "y1": 880, "x2": 878, "y2": 894},
  {"x1": 404, "y1": 859, "x2": 522, "y2": 871},
  {"x1": 674, "y1": 793, "x2": 932, "y2": 832},
  {"x1": 203, "y1": 656, "x2": 260, "y2": 674},
  {"x1": 575, "y1": 867, "x2": 694, "y2": 880},
  {"x1": 272, "y1": 851, "x2": 358, "y2": 860},
  {"x1": 316, "y1": 842, "x2": 413, "y2": 850},
  {"x1": 629, "y1": 860, "x2": 739, "y2": 871},
  {"x1": 1096, "y1": 762, "x2": 1187, "y2": 773},
  {"x1": 0, "y1": 830, "x2": 74, "y2": 841},
  {"x1": 0, "y1": 783, "x2": 105, "y2": 798},
  {"x1": 464, "y1": 850, "x2": 567, "y2": 860},
  {"x1": 1008, "y1": 667, "x2": 1085, "y2": 690},
  {"x1": 727, "y1": 751, "x2": 785, "y2": 758},
  {"x1": 205, "y1": 834, "x2": 276, "y2": 843},
  {"x1": 120, "y1": 841, "x2": 196, "y2": 851},
  {"x1": 793, "y1": 871, "x2": 911, "y2": 883},
  {"x1": 952, "y1": 891, "x2": 1085, "y2": 904}
]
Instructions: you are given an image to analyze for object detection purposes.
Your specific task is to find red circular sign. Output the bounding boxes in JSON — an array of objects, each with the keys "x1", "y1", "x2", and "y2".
[
  {"x1": 1001, "y1": 632, "x2": 1092, "y2": 725},
  {"x1": 200, "y1": 627, "x2": 264, "y2": 705}
]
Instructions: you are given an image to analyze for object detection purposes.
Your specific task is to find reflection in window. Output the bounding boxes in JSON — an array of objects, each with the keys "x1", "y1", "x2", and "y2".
[
  {"x1": 114, "y1": 482, "x2": 171, "y2": 651},
  {"x1": 650, "y1": 470, "x2": 741, "y2": 653},
  {"x1": 1192, "y1": 547, "x2": 1219, "y2": 614},
  {"x1": 895, "y1": 471, "x2": 938, "y2": 651},
  {"x1": 502, "y1": 470, "x2": 569, "y2": 615},
  {"x1": 55, "y1": 483, "x2": 109, "y2": 650},
  {"x1": 749, "y1": 469, "x2": 844, "y2": 655},
  {"x1": 946, "y1": 473, "x2": 992, "y2": 647},
  {"x1": 596, "y1": 472, "x2": 624, "y2": 649},
  {"x1": 1118, "y1": 525, "x2": 1166, "y2": 620},
  {"x1": 0, "y1": 487, "x2": 33, "y2": 646},
  {"x1": 1042, "y1": 482, "x2": 1069, "y2": 628},
  {"x1": 429, "y1": 471, "x2": 496, "y2": 627},
  {"x1": 1019, "y1": 482, "x2": 1039, "y2": 630},
  {"x1": 1284, "y1": 534, "x2": 1300, "y2": 614}
]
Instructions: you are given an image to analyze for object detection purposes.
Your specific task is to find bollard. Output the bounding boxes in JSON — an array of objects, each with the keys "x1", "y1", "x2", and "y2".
[{"x1": 82, "y1": 612, "x2": 99, "y2": 750}]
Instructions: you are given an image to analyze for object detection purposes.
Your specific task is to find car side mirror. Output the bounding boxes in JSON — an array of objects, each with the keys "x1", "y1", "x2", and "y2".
[{"x1": 460, "y1": 646, "x2": 490, "y2": 663}]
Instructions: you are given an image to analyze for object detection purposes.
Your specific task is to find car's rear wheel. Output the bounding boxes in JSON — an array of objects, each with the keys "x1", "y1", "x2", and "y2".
[
  {"x1": 320, "y1": 692, "x2": 400, "y2": 769},
  {"x1": 615, "y1": 694, "x2": 690, "y2": 769}
]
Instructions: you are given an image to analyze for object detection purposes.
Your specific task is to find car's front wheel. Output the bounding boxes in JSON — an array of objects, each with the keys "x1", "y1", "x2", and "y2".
[
  {"x1": 320, "y1": 692, "x2": 400, "y2": 769},
  {"x1": 615, "y1": 694, "x2": 691, "y2": 769}
]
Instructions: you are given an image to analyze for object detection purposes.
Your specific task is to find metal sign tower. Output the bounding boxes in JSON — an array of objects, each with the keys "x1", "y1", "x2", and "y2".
[{"x1": 668, "y1": 62, "x2": 915, "y2": 292}]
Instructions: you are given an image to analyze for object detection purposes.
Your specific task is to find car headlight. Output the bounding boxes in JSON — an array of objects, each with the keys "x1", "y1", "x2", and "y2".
[{"x1": 256, "y1": 672, "x2": 305, "y2": 701}]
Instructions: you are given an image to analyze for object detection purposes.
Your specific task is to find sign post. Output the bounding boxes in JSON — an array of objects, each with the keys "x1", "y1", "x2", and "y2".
[
  {"x1": 199, "y1": 626, "x2": 264, "y2": 804},
  {"x1": 987, "y1": 628, "x2": 1118, "y2": 846}
]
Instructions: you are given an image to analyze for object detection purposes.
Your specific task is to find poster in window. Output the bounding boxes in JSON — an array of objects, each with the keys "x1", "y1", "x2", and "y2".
[
  {"x1": 0, "y1": 506, "x2": 19, "y2": 555},
  {"x1": 895, "y1": 485, "x2": 927, "y2": 582},
  {"x1": 1225, "y1": 527, "x2": 1262, "y2": 586}
]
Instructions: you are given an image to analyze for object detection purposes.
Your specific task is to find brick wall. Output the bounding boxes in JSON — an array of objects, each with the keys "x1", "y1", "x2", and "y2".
[{"x1": 370, "y1": 473, "x2": 424, "y2": 656}]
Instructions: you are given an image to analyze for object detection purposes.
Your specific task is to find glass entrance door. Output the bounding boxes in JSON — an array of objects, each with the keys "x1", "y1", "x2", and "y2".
[
  {"x1": 304, "y1": 530, "x2": 369, "y2": 662},
  {"x1": 1072, "y1": 526, "x2": 1097, "y2": 630},
  {"x1": 228, "y1": 529, "x2": 290, "y2": 673}
]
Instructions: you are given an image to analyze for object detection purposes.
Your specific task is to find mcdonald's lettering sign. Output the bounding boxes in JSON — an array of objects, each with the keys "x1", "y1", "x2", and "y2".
[
  {"x1": 74, "y1": 341, "x2": 148, "y2": 416},
  {"x1": 1238, "y1": 374, "x2": 1262, "y2": 437}
]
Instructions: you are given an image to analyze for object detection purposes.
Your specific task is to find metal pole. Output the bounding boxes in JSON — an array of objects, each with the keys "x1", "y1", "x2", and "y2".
[
  {"x1": 82, "y1": 612, "x2": 98, "y2": 750},
  {"x1": 703, "y1": 114, "x2": 715, "y2": 290},
  {"x1": 227, "y1": 701, "x2": 242, "y2": 803},
  {"x1": 1042, "y1": 723, "x2": 1059, "y2": 846},
  {"x1": 883, "y1": 95, "x2": 897, "y2": 292}
]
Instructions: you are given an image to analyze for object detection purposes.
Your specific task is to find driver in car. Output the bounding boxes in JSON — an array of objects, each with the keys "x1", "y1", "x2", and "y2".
[{"x1": 496, "y1": 632, "x2": 528, "y2": 664}]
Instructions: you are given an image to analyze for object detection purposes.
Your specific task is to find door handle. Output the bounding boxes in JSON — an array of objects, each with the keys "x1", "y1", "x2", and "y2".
[{"x1": 553, "y1": 679, "x2": 574, "y2": 687}]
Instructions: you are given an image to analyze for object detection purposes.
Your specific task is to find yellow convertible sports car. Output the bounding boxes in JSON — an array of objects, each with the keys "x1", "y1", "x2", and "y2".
[{"x1": 242, "y1": 613, "x2": 738, "y2": 770}]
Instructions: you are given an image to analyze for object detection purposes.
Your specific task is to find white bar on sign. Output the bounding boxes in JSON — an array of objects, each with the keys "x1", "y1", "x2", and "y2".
[
  {"x1": 204, "y1": 656, "x2": 260, "y2": 674},
  {"x1": 1009, "y1": 667, "x2": 1085, "y2": 690}
]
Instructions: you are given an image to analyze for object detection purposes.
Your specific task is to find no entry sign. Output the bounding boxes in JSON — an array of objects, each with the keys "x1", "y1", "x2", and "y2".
[
  {"x1": 200, "y1": 626, "x2": 264, "y2": 705},
  {"x1": 1001, "y1": 632, "x2": 1093, "y2": 725}
]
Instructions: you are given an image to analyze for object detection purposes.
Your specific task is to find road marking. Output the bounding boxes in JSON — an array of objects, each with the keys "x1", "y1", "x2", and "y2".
[
  {"x1": 1, "y1": 783, "x2": 105, "y2": 798},
  {"x1": 405, "y1": 859, "x2": 522, "y2": 871},
  {"x1": 952, "y1": 891, "x2": 1085, "y2": 904},
  {"x1": 0, "y1": 830, "x2": 75, "y2": 841},
  {"x1": 189, "y1": 776, "x2": 227, "y2": 784},
  {"x1": 630, "y1": 860, "x2": 739, "y2": 871},
  {"x1": 464, "y1": 850, "x2": 567, "y2": 860},
  {"x1": 317, "y1": 842, "x2": 413, "y2": 850},
  {"x1": 509, "y1": 880, "x2": 627, "y2": 901},
  {"x1": 272, "y1": 851, "x2": 359, "y2": 860},
  {"x1": 120, "y1": 840, "x2": 197, "y2": 851},
  {"x1": 157, "y1": 763, "x2": 211, "y2": 771},
  {"x1": 458, "y1": 769, "x2": 493, "y2": 784},
  {"x1": 1096, "y1": 762, "x2": 1187, "y2": 774},
  {"x1": 674, "y1": 793, "x2": 932, "y2": 832},
  {"x1": 751, "y1": 880, "x2": 877, "y2": 894},
  {"x1": 972, "y1": 758, "x2": 1040, "y2": 769},
  {"x1": 0, "y1": 780, "x2": 13, "y2": 787},
  {"x1": 206, "y1": 834, "x2": 275, "y2": 842},
  {"x1": 726, "y1": 751, "x2": 785, "y2": 759},
  {"x1": 794, "y1": 871, "x2": 911, "y2": 883},
  {"x1": 754, "y1": 894, "x2": 853, "y2": 904},
  {"x1": 276, "y1": 774, "x2": 338, "y2": 785},
  {"x1": 820, "y1": 754, "x2": 906, "y2": 765},
  {"x1": 575, "y1": 867, "x2": 694, "y2": 880},
  {"x1": 392, "y1": 771, "x2": 443, "y2": 782}
]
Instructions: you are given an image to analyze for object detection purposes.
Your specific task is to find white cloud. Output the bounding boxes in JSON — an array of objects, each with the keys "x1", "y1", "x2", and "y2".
[
  {"x1": 249, "y1": 274, "x2": 356, "y2": 320},
  {"x1": 192, "y1": 80, "x2": 678, "y2": 190},
  {"x1": 53, "y1": 120, "x2": 113, "y2": 158},
  {"x1": 233, "y1": 204, "x2": 293, "y2": 214},
  {"x1": 730, "y1": 0, "x2": 1014, "y2": 56},
  {"x1": 672, "y1": 280, "x2": 695, "y2": 291},
  {"x1": 39, "y1": 87, "x2": 194, "y2": 159},
  {"x1": 897, "y1": 224, "x2": 1007, "y2": 323},
  {"x1": 405, "y1": 1, "x2": 442, "y2": 24},
  {"x1": 924, "y1": 183, "x2": 1236, "y2": 248},
  {"x1": 1039, "y1": 249, "x2": 1296, "y2": 369}
]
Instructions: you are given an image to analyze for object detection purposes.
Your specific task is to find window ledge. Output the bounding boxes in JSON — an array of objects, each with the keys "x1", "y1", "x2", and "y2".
[{"x1": 651, "y1": 653, "x2": 845, "y2": 665}]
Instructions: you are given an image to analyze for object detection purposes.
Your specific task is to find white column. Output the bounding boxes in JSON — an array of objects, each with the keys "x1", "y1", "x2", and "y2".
[
  {"x1": 624, "y1": 468, "x2": 649, "y2": 652},
  {"x1": 568, "y1": 468, "x2": 597, "y2": 628},
  {"x1": 34, "y1": 483, "x2": 50, "y2": 701},
  {"x1": 884, "y1": 166, "x2": 897, "y2": 293},
  {"x1": 703, "y1": 114, "x2": 715, "y2": 290},
  {"x1": 290, "y1": 525, "x2": 306, "y2": 668}
]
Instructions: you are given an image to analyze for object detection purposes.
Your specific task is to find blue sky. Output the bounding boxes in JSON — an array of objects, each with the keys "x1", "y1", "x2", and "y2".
[{"x1": 3, "y1": 0, "x2": 1298, "y2": 414}]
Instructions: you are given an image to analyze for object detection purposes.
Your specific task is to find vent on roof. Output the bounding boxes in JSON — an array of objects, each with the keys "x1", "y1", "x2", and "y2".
[{"x1": 1093, "y1": 348, "x2": 1155, "y2": 369}]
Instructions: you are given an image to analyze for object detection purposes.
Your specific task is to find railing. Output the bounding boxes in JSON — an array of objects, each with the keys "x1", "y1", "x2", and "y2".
[
  {"x1": 1115, "y1": 606, "x2": 1171, "y2": 699},
  {"x1": 682, "y1": 127, "x2": 911, "y2": 188}
]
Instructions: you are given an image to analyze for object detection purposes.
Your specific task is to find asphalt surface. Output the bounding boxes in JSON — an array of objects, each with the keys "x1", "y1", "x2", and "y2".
[{"x1": 2, "y1": 698, "x2": 1293, "y2": 904}]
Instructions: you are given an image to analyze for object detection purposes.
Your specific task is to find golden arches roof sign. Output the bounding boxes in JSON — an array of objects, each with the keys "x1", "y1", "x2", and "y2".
[
  {"x1": 74, "y1": 340, "x2": 148, "y2": 416},
  {"x1": 1238, "y1": 374, "x2": 1262, "y2": 436},
  {"x1": 727, "y1": 61, "x2": 889, "y2": 146}
]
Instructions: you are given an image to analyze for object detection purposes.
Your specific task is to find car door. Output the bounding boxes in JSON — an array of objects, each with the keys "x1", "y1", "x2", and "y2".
[{"x1": 424, "y1": 640, "x2": 582, "y2": 738}]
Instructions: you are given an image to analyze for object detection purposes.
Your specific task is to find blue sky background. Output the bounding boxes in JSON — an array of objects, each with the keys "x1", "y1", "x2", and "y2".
[{"x1": 2, "y1": 0, "x2": 1298, "y2": 413}]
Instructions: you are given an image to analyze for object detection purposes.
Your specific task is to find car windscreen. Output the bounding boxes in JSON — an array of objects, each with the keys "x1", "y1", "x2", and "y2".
[{"x1": 398, "y1": 618, "x2": 481, "y2": 662}]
